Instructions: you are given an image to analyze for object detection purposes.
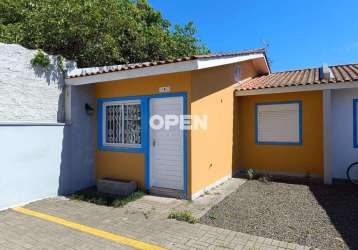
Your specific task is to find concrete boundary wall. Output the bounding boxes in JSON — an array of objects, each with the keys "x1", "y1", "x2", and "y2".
[
  {"x1": 0, "y1": 85, "x2": 96, "y2": 210},
  {"x1": 0, "y1": 125, "x2": 66, "y2": 210},
  {"x1": 0, "y1": 43, "x2": 76, "y2": 123},
  {"x1": 0, "y1": 44, "x2": 95, "y2": 210}
]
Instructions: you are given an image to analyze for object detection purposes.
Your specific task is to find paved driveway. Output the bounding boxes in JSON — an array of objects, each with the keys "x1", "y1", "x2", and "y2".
[{"x1": 0, "y1": 179, "x2": 312, "y2": 250}]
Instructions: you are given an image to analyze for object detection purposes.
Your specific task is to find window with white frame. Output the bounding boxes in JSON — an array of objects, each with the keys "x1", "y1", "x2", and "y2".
[
  {"x1": 256, "y1": 102, "x2": 301, "y2": 144},
  {"x1": 103, "y1": 100, "x2": 141, "y2": 147}
]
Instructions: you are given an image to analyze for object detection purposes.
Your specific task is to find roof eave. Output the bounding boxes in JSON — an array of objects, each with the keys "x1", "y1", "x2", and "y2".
[{"x1": 65, "y1": 53, "x2": 266, "y2": 86}]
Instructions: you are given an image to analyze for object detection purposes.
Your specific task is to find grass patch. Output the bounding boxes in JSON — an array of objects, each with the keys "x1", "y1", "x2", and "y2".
[
  {"x1": 168, "y1": 210, "x2": 197, "y2": 224},
  {"x1": 68, "y1": 187, "x2": 145, "y2": 207},
  {"x1": 247, "y1": 168, "x2": 257, "y2": 180},
  {"x1": 208, "y1": 213, "x2": 217, "y2": 220}
]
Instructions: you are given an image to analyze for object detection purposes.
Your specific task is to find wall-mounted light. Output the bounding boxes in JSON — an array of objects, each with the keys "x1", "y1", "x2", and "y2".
[{"x1": 85, "y1": 103, "x2": 94, "y2": 116}]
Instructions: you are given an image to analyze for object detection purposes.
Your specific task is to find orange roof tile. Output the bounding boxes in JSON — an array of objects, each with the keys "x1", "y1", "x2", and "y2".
[
  {"x1": 67, "y1": 48, "x2": 266, "y2": 79},
  {"x1": 238, "y1": 63, "x2": 358, "y2": 91}
]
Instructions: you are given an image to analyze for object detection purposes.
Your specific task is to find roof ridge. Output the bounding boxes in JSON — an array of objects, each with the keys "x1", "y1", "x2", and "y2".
[
  {"x1": 327, "y1": 62, "x2": 358, "y2": 68},
  {"x1": 272, "y1": 66, "x2": 320, "y2": 74},
  {"x1": 192, "y1": 48, "x2": 266, "y2": 58},
  {"x1": 272, "y1": 62, "x2": 358, "y2": 75},
  {"x1": 66, "y1": 47, "x2": 267, "y2": 79}
]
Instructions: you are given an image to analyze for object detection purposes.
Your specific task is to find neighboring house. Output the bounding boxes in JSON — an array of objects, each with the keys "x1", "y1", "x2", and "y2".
[{"x1": 236, "y1": 64, "x2": 358, "y2": 183}]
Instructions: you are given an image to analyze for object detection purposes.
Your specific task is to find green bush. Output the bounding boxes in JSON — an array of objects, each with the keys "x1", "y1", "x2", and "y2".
[
  {"x1": 0, "y1": 0, "x2": 209, "y2": 68},
  {"x1": 168, "y1": 210, "x2": 197, "y2": 224},
  {"x1": 69, "y1": 188, "x2": 145, "y2": 207},
  {"x1": 31, "y1": 49, "x2": 50, "y2": 69},
  {"x1": 112, "y1": 191, "x2": 146, "y2": 207},
  {"x1": 56, "y1": 55, "x2": 65, "y2": 73}
]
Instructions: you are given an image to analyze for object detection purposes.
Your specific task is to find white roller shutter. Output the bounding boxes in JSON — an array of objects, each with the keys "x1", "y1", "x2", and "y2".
[{"x1": 257, "y1": 102, "x2": 301, "y2": 144}]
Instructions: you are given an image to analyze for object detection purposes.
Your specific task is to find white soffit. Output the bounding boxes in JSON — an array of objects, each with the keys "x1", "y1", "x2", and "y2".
[{"x1": 65, "y1": 54, "x2": 265, "y2": 86}]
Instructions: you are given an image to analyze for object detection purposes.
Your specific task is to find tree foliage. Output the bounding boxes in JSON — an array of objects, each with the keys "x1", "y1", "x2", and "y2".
[{"x1": 0, "y1": 0, "x2": 209, "y2": 67}]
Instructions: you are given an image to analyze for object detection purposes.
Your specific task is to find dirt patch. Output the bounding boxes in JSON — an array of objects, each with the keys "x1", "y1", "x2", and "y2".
[{"x1": 200, "y1": 178, "x2": 358, "y2": 250}]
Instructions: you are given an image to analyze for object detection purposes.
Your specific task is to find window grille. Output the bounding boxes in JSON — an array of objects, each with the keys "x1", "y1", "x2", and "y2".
[{"x1": 104, "y1": 100, "x2": 141, "y2": 147}]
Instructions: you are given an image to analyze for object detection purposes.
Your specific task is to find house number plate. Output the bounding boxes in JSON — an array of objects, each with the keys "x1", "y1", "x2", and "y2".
[{"x1": 159, "y1": 86, "x2": 171, "y2": 93}]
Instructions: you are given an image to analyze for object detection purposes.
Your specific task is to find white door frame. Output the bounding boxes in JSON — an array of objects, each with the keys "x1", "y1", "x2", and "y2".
[{"x1": 148, "y1": 93, "x2": 187, "y2": 193}]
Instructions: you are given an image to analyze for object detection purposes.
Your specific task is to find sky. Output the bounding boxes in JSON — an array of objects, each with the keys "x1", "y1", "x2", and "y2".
[{"x1": 149, "y1": 0, "x2": 358, "y2": 72}]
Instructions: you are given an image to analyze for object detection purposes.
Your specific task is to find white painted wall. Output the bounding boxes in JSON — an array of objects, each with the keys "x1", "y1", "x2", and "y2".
[
  {"x1": 0, "y1": 85, "x2": 96, "y2": 210},
  {"x1": 332, "y1": 88, "x2": 358, "y2": 180},
  {"x1": 323, "y1": 90, "x2": 333, "y2": 184},
  {"x1": 0, "y1": 44, "x2": 95, "y2": 210},
  {"x1": 0, "y1": 126, "x2": 64, "y2": 210},
  {"x1": 0, "y1": 43, "x2": 75, "y2": 122}
]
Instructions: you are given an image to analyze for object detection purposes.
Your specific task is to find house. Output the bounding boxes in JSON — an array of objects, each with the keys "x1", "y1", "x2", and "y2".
[
  {"x1": 1, "y1": 43, "x2": 357, "y2": 210},
  {"x1": 66, "y1": 49, "x2": 269, "y2": 199},
  {"x1": 66, "y1": 48, "x2": 358, "y2": 199}
]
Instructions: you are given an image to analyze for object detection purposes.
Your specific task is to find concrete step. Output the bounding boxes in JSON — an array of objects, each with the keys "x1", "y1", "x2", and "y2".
[{"x1": 150, "y1": 187, "x2": 186, "y2": 199}]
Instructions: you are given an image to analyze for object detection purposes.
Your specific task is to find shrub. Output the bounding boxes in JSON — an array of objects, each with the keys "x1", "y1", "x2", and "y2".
[
  {"x1": 247, "y1": 168, "x2": 257, "y2": 180},
  {"x1": 31, "y1": 49, "x2": 50, "y2": 69},
  {"x1": 168, "y1": 210, "x2": 197, "y2": 224},
  {"x1": 68, "y1": 187, "x2": 145, "y2": 207},
  {"x1": 56, "y1": 55, "x2": 65, "y2": 73},
  {"x1": 111, "y1": 191, "x2": 145, "y2": 207},
  {"x1": 208, "y1": 213, "x2": 217, "y2": 220}
]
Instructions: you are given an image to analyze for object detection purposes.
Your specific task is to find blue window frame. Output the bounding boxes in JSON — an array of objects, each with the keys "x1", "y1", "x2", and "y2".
[
  {"x1": 354, "y1": 99, "x2": 358, "y2": 148},
  {"x1": 98, "y1": 96, "x2": 147, "y2": 153},
  {"x1": 255, "y1": 101, "x2": 302, "y2": 145}
]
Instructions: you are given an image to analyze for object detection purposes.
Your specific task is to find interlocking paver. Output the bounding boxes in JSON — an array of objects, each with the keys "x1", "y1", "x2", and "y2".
[
  {"x1": 287, "y1": 243, "x2": 298, "y2": 249},
  {"x1": 0, "y1": 179, "x2": 314, "y2": 250},
  {"x1": 233, "y1": 244, "x2": 246, "y2": 250}
]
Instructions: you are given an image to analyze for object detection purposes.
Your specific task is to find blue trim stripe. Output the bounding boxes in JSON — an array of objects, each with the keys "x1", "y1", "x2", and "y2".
[
  {"x1": 98, "y1": 92, "x2": 188, "y2": 194},
  {"x1": 354, "y1": 99, "x2": 358, "y2": 148},
  {"x1": 255, "y1": 101, "x2": 303, "y2": 145},
  {"x1": 142, "y1": 96, "x2": 150, "y2": 190}
]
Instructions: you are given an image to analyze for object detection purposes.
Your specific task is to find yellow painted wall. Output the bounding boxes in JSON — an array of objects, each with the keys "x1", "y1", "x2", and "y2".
[
  {"x1": 95, "y1": 72, "x2": 191, "y2": 189},
  {"x1": 95, "y1": 60, "x2": 263, "y2": 195},
  {"x1": 96, "y1": 151, "x2": 145, "y2": 187},
  {"x1": 237, "y1": 91, "x2": 323, "y2": 176},
  {"x1": 190, "y1": 60, "x2": 258, "y2": 194}
]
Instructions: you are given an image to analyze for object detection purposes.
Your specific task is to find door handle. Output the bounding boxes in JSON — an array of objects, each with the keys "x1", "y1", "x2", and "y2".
[{"x1": 152, "y1": 139, "x2": 156, "y2": 147}]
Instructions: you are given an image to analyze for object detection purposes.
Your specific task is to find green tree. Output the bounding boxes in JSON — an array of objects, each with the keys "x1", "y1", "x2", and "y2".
[{"x1": 0, "y1": 0, "x2": 209, "y2": 67}]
